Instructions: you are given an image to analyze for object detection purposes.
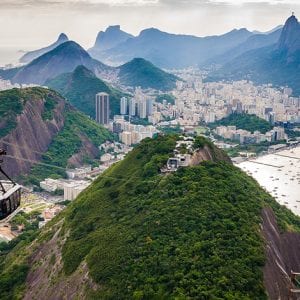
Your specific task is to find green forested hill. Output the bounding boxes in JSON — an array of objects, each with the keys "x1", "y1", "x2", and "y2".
[
  {"x1": 0, "y1": 87, "x2": 55, "y2": 138},
  {"x1": 24, "y1": 108, "x2": 112, "y2": 185},
  {"x1": 118, "y1": 58, "x2": 178, "y2": 91},
  {"x1": 46, "y1": 65, "x2": 126, "y2": 117},
  {"x1": 0, "y1": 87, "x2": 112, "y2": 181},
  {"x1": 210, "y1": 113, "x2": 273, "y2": 134},
  {"x1": 1, "y1": 135, "x2": 300, "y2": 299}
]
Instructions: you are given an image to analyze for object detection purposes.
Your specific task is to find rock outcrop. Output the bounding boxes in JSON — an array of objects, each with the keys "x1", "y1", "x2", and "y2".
[
  {"x1": 262, "y1": 207, "x2": 300, "y2": 300},
  {"x1": 0, "y1": 93, "x2": 65, "y2": 177}
]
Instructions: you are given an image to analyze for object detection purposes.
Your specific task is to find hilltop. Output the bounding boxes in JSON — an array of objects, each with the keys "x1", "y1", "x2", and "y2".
[
  {"x1": 209, "y1": 113, "x2": 273, "y2": 134},
  {"x1": 0, "y1": 87, "x2": 112, "y2": 181},
  {"x1": 46, "y1": 65, "x2": 127, "y2": 117},
  {"x1": 1, "y1": 135, "x2": 300, "y2": 299}
]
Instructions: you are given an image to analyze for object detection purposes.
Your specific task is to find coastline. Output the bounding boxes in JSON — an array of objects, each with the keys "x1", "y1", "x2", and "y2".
[{"x1": 236, "y1": 144, "x2": 300, "y2": 216}]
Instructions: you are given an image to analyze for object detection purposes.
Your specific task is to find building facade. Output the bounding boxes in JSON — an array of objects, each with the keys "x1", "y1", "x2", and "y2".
[
  {"x1": 96, "y1": 92, "x2": 110, "y2": 125},
  {"x1": 120, "y1": 97, "x2": 128, "y2": 115}
]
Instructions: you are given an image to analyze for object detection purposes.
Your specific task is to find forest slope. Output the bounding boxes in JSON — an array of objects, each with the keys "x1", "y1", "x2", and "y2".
[{"x1": 1, "y1": 135, "x2": 300, "y2": 299}]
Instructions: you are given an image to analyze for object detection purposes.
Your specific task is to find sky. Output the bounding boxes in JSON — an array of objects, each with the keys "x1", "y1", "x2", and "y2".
[{"x1": 0, "y1": 0, "x2": 299, "y2": 50}]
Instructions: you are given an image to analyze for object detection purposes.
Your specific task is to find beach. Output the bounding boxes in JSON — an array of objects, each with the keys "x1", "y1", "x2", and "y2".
[{"x1": 238, "y1": 146, "x2": 300, "y2": 216}]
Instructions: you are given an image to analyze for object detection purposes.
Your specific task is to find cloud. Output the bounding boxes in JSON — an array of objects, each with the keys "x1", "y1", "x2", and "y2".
[
  {"x1": 0, "y1": 0, "x2": 160, "y2": 8},
  {"x1": 1, "y1": 0, "x2": 299, "y2": 9},
  {"x1": 209, "y1": 0, "x2": 300, "y2": 4}
]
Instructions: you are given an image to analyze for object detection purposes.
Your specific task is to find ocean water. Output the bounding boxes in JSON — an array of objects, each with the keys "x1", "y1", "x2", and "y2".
[{"x1": 237, "y1": 146, "x2": 300, "y2": 216}]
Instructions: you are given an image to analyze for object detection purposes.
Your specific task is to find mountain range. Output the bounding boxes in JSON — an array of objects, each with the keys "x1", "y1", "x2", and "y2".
[
  {"x1": 89, "y1": 26, "x2": 254, "y2": 68},
  {"x1": 1, "y1": 15, "x2": 298, "y2": 94},
  {"x1": 2, "y1": 40, "x2": 179, "y2": 92},
  {"x1": 207, "y1": 15, "x2": 300, "y2": 95},
  {"x1": 202, "y1": 27, "x2": 282, "y2": 66},
  {"x1": 1, "y1": 134, "x2": 300, "y2": 299}
]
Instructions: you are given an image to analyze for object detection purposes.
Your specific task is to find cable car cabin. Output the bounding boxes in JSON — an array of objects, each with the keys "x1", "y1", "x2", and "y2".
[{"x1": 0, "y1": 183, "x2": 21, "y2": 220}]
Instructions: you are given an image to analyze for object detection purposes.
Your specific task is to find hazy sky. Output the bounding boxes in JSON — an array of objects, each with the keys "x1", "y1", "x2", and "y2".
[{"x1": 0, "y1": 0, "x2": 299, "y2": 50}]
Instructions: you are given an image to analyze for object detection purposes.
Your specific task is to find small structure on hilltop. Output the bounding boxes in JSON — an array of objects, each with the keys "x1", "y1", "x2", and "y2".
[{"x1": 161, "y1": 136, "x2": 195, "y2": 173}]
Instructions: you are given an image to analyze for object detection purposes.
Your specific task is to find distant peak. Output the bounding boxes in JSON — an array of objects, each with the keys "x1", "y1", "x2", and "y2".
[
  {"x1": 230, "y1": 28, "x2": 250, "y2": 33},
  {"x1": 285, "y1": 14, "x2": 298, "y2": 25},
  {"x1": 131, "y1": 57, "x2": 147, "y2": 63},
  {"x1": 139, "y1": 28, "x2": 164, "y2": 37},
  {"x1": 106, "y1": 25, "x2": 121, "y2": 31},
  {"x1": 277, "y1": 14, "x2": 300, "y2": 52},
  {"x1": 93, "y1": 25, "x2": 133, "y2": 50},
  {"x1": 56, "y1": 41, "x2": 88, "y2": 54},
  {"x1": 57, "y1": 33, "x2": 68, "y2": 42}
]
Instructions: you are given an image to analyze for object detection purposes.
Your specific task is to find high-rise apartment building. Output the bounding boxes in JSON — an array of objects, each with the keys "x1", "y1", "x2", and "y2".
[
  {"x1": 129, "y1": 98, "x2": 136, "y2": 116},
  {"x1": 146, "y1": 99, "x2": 153, "y2": 116},
  {"x1": 95, "y1": 92, "x2": 109, "y2": 125},
  {"x1": 120, "y1": 97, "x2": 128, "y2": 115},
  {"x1": 138, "y1": 99, "x2": 147, "y2": 119}
]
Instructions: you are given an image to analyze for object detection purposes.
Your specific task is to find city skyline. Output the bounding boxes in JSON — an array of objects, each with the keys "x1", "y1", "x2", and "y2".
[{"x1": 0, "y1": 0, "x2": 298, "y2": 49}]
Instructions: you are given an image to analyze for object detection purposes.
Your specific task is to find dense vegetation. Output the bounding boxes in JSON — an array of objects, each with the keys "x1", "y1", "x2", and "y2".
[
  {"x1": 118, "y1": 58, "x2": 178, "y2": 91},
  {"x1": 0, "y1": 212, "x2": 40, "y2": 300},
  {"x1": 0, "y1": 87, "x2": 112, "y2": 183},
  {"x1": 46, "y1": 65, "x2": 126, "y2": 118},
  {"x1": 158, "y1": 125, "x2": 182, "y2": 135},
  {"x1": 286, "y1": 128, "x2": 300, "y2": 139},
  {"x1": 226, "y1": 140, "x2": 287, "y2": 157},
  {"x1": 59, "y1": 135, "x2": 297, "y2": 299},
  {"x1": 1, "y1": 135, "x2": 300, "y2": 299},
  {"x1": 210, "y1": 113, "x2": 273, "y2": 134},
  {"x1": 23, "y1": 108, "x2": 112, "y2": 185},
  {"x1": 0, "y1": 87, "x2": 61, "y2": 137}
]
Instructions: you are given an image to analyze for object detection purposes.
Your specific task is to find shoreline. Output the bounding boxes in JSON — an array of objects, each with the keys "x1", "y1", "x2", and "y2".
[{"x1": 237, "y1": 145, "x2": 300, "y2": 216}]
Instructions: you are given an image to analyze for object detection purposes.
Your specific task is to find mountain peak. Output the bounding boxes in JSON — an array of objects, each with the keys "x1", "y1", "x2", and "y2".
[
  {"x1": 139, "y1": 28, "x2": 165, "y2": 37},
  {"x1": 277, "y1": 14, "x2": 300, "y2": 53},
  {"x1": 92, "y1": 25, "x2": 133, "y2": 50},
  {"x1": 57, "y1": 33, "x2": 68, "y2": 42},
  {"x1": 106, "y1": 25, "x2": 121, "y2": 31},
  {"x1": 19, "y1": 32, "x2": 69, "y2": 64},
  {"x1": 286, "y1": 14, "x2": 298, "y2": 25},
  {"x1": 54, "y1": 41, "x2": 90, "y2": 57}
]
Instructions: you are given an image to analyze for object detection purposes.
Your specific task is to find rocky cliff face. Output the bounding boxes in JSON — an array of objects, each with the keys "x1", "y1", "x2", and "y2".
[
  {"x1": 91, "y1": 25, "x2": 134, "y2": 52},
  {"x1": 0, "y1": 87, "x2": 110, "y2": 179},
  {"x1": 23, "y1": 220, "x2": 98, "y2": 300},
  {"x1": 262, "y1": 207, "x2": 300, "y2": 300},
  {"x1": 0, "y1": 92, "x2": 66, "y2": 177},
  {"x1": 190, "y1": 145, "x2": 231, "y2": 166}
]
